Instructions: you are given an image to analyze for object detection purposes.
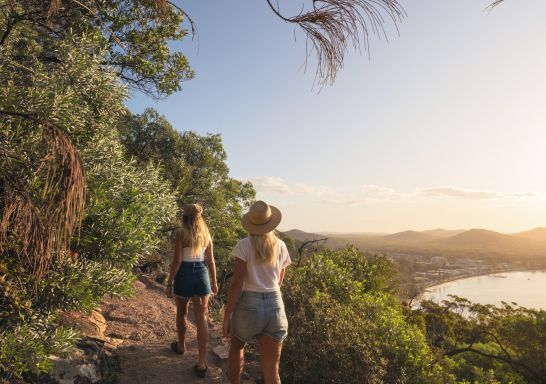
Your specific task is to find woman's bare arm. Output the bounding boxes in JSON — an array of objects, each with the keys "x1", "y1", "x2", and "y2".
[
  {"x1": 165, "y1": 231, "x2": 184, "y2": 297},
  {"x1": 279, "y1": 267, "x2": 287, "y2": 287},
  {"x1": 222, "y1": 258, "x2": 246, "y2": 337},
  {"x1": 205, "y1": 238, "x2": 218, "y2": 293}
]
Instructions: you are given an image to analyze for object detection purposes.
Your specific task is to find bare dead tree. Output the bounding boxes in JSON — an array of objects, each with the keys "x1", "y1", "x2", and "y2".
[
  {"x1": 296, "y1": 237, "x2": 328, "y2": 266},
  {"x1": 401, "y1": 278, "x2": 421, "y2": 308}
]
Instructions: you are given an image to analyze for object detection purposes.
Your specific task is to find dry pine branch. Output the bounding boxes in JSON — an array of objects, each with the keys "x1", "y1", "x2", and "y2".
[
  {"x1": 267, "y1": 0, "x2": 405, "y2": 86},
  {"x1": 0, "y1": 112, "x2": 85, "y2": 287}
]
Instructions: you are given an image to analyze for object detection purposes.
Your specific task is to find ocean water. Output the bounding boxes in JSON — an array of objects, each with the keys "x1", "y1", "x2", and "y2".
[{"x1": 421, "y1": 271, "x2": 546, "y2": 310}]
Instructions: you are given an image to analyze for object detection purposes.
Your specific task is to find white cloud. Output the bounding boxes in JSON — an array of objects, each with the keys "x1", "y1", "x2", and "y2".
[
  {"x1": 509, "y1": 192, "x2": 538, "y2": 198},
  {"x1": 421, "y1": 186, "x2": 500, "y2": 199},
  {"x1": 248, "y1": 177, "x2": 539, "y2": 204},
  {"x1": 292, "y1": 183, "x2": 316, "y2": 194},
  {"x1": 250, "y1": 176, "x2": 291, "y2": 194},
  {"x1": 361, "y1": 184, "x2": 396, "y2": 194},
  {"x1": 249, "y1": 176, "x2": 402, "y2": 204},
  {"x1": 361, "y1": 184, "x2": 402, "y2": 199}
]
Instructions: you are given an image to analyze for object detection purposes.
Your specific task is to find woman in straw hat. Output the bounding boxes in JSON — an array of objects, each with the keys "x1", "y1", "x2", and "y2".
[
  {"x1": 223, "y1": 201, "x2": 292, "y2": 384},
  {"x1": 166, "y1": 203, "x2": 218, "y2": 378}
]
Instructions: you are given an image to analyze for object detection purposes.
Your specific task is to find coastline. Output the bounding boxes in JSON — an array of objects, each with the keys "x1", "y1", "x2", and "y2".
[{"x1": 415, "y1": 268, "x2": 546, "y2": 303}]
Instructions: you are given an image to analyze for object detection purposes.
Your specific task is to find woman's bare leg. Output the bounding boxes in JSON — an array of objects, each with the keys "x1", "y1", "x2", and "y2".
[
  {"x1": 175, "y1": 297, "x2": 190, "y2": 353},
  {"x1": 192, "y1": 295, "x2": 210, "y2": 369},
  {"x1": 228, "y1": 336, "x2": 246, "y2": 384},
  {"x1": 258, "y1": 334, "x2": 282, "y2": 384}
]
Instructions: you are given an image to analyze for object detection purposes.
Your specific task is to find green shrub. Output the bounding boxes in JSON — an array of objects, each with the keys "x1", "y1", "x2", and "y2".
[
  {"x1": 77, "y1": 131, "x2": 178, "y2": 268},
  {"x1": 36, "y1": 258, "x2": 135, "y2": 314},
  {"x1": 0, "y1": 318, "x2": 79, "y2": 380},
  {"x1": 282, "y1": 247, "x2": 444, "y2": 384},
  {"x1": 416, "y1": 298, "x2": 545, "y2": 384}
]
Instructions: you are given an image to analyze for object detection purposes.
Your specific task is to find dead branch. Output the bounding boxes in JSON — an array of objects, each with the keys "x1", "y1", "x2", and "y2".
[{"x1": 296, "y1": 237, "x2": 328, "y2": 265}]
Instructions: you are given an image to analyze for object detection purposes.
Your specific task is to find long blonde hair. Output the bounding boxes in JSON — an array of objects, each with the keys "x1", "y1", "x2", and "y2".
[
  {"x1": 250, "y1": 232, "x2": 278, "y2": 266},
  {"x1": 179, "y1": 205, "x2": 210, "y2": 257}
]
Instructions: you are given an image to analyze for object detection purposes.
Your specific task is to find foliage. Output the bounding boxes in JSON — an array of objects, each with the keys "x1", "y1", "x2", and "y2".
[
  {"x1": 0, "y1": 3, "x2": 182, "y2": 378},
  {"x1": 2, "y1": 0, "x2": 194, "y2": 98},
  {"x1": 35, "y1": 258, "x2": 135, "y2": 315},
  {"x1": 0, "y1": 26, "x2": 126, "y2": 284},
  {"x1": 0, "y1": 256, "x2": 83, "y2": 380},
  {"x1": 277, "y1": 231, "x2": 297, "y2": 255},
  {"x1": 118, "y1": 109, "x2": 255, "y2": 281},
  {"x1": 77, "y1": 130, "x2": 177, "y2": 268},
  {"x1": 415, "y1": 296, "x2": 546, "y2": 384},
  {"x1": 282, "y1": 246, "x2": 446, "y2": 384},
  {"x1": 0, "y1": 318, "x2": 79, "y2": 380}
]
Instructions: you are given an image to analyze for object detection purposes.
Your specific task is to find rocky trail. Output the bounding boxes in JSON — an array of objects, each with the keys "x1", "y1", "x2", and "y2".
[
  {"x1": 102, "y1": 274, "x2": 228, "y2": 384},
  {"x1": 55, "y1": 274, "x2": 232, "y2": 384}
]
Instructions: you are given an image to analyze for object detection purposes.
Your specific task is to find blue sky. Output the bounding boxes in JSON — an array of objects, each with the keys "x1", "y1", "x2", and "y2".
[{"x1": 127, "y1": 0, "x2": 546, "y2": 233}]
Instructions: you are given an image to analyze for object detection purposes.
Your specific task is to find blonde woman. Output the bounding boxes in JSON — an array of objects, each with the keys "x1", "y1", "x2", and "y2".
[
  {"x1": 166, "y1": 203, "x2": 218, "y2": 378},
  {"x1": 223, "y1": 201, "x2": 291, "y2": 384}
]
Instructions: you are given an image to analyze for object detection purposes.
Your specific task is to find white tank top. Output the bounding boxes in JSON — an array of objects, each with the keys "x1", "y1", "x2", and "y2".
[{"x1": 182, "y1": 246, "x2": 206, "y2": 262}]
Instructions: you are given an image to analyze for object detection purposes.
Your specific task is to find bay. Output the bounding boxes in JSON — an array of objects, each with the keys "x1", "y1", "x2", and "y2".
[{"x1": 421, "y1": 270, "x2": 546, "y2": 310}]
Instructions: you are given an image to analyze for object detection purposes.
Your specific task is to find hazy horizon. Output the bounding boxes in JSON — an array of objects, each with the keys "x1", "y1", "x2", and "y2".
[{"x1": 281, "y1": 226, "x2": 546, "y2": 236}]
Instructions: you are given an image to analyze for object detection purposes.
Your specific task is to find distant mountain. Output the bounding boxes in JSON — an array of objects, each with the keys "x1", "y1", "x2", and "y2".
[
  {"x1": 284, "y1": 227, "x2": 546, "y2": 259},
  {"x1": 421, "y1": 228, "x2": 466, "y2": 238},
  {"x1": 431, "y1": 229, "x2": 546, "y2": 257},
  {"x1": 283, "y1": 229, "x2": 325, "y2": 242},
  {"x1": 513, "y1": 227, "x2": 546, "y2": 242},
  {"x1": 319, "y1": 231, "x2": 387, "y2": 238},
  {"x1": 382, "y1": 230, "x2": 437, "y2": 243},
  {"x1": 435, "y1": 229, "x2": 512, "y2": 248}
]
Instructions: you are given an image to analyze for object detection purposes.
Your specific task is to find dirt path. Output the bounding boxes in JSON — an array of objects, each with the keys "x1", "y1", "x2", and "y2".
[{"x1": 100, "y1": 275, "x2": 228, "y2": 384}]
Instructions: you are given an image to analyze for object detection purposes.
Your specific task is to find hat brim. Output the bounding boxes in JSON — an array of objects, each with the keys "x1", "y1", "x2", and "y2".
[{"x1": 241, "y1": 205, "x2": 282, "y2": 235}]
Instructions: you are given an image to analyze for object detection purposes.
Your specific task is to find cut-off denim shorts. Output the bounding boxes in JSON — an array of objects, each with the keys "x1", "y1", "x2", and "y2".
[
  {"x1": 173, "y1": 261, "x2": 212, "y2": 299},
  {"x1": 230, "y1": 291, "x2": 288, "y2": 343}
]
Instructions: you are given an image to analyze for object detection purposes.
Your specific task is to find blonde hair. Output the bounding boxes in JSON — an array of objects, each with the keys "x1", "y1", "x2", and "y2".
[
  {"x1": 179, "y1": 208, "x2": 210, "y2": 257},
  {"x1": 250, "y1": 232, "x2": 278, "y2": 266}
]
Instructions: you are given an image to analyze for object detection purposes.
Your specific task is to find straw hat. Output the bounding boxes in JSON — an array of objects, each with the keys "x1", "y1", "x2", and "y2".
[
  {"x1": 242, "y1": 201, "x2": 282, "y2": 235},
  {"x1": 183, "y1": 203, "x2": 203, "y2": 217}
]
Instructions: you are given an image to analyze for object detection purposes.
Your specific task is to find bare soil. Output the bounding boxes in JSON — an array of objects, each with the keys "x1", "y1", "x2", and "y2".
[{"x1": 100, "y1": 274, "x2": 228, "y2": 384}]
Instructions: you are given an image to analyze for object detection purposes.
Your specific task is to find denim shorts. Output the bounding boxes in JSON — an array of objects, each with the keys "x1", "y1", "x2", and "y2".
[
  {"x1": 173, "y1": 262, "x2": 212, "y2": 299},
  {"x1": 230, "y1": 291, "x2": 288, "y2": 343}
]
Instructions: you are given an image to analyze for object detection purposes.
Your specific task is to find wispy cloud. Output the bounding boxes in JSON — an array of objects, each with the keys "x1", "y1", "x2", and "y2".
[
  {"x1": 248, "y1": 177, "x2": 401, "y2": 204},
  {"x1": 361, "y1": 184, "x2": 403, "y2": 198},
  {"x1": 249, "y1": 176, "x2": 292, "y2": 194},
  {"x1": 421, "y1": 186, "x2": 501, "y2": 199},
  {"x1": 250, "y1": 176, "x2": 316, "y2": 195},
  {"x1": 247, "y1": 177, "x2": 539, "y2": 204},
  {"x1": 420, "y1": 186, "x2": 538, "y2": 200}
]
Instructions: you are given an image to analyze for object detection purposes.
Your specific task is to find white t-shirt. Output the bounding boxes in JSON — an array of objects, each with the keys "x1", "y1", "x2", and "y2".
[{"x1": 230, "y1": 237, "x2": 292, "y2": 292}]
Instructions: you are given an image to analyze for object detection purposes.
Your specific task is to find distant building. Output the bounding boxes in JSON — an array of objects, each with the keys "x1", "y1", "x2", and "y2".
[{"x1": 430, "y1": 256, "x2": 449, "y2": 268}]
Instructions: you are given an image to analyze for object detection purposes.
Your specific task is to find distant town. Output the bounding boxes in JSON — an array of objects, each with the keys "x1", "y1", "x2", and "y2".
[{"x1": 284, "y1": 228, "x2": 546, "y2": 297}]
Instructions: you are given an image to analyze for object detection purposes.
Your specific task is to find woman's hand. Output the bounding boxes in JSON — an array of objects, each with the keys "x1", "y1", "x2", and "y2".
[
  {"x1": 165, "y1": 285, "x2": 173, "y2": 298},
  {"x1": 222, "y1": 318, "x2": 231, "y2": 338},
  {"x1": 211, "y1": 282, "x2": 218, "y2": 295}
]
